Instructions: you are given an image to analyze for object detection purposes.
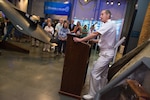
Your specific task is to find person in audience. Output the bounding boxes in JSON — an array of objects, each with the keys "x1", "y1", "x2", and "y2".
[
  {"x1": 81, "y1": 25, "x2": 88, "y2": 38},
  {"x1": 2, "y1": 18, "x2": 13, "y2": 41},
  {"x1": 31, "y1": 38, "x2": 40, "y2": 47},
  {"x1": 31, "y1": 16, "x2": 40, "y2": 47},
  {"x1": 58, "y1": 21, "x2": 70, "y2": 55},
  {"x1": 73, "y1": 10, "x2": 116, "y2": 99},
  {"x1": 55, "y1": 18, "x2": 63, "y2": 34},
  {"x1": 88, "y1": 25, "x2": 96, "y2": 35},
  {"x1": 42, "y1": 19, "x2": 48, "y2": 29},
  {"x1": 88, "y1": 25, "x2": 100, "y2": 52},
  {"x1": 71, "y1": 21, "x2": 82, "y2": 35},
  {"x1": 14, "y1": 28, "x2": 23, "y2": 42},
  {"x1": 43, "y1": 21, "x2": 54, "y2": 52},
  {"x1": 69, "y1": 19, "x2": 76, "y2": 31},
  {"x1": 42, "y1": 18, "x2": 52, "y2": 28},
  {"x1": 54, "y1": 18, "x2": 64, "y2": 54},
  {"x1": 0, "y1": 13, "x2": 5, "y2": 38}
]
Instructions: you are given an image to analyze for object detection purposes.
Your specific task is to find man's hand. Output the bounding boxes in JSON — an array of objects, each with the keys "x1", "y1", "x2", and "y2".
[
  {"x1": 73, "y1": 37, "x2": 82, "y2": 42},
  {"x1": 73, "y1": 32, "x2": 99, "y2": 42},
  {"x1": 90, "y1": 39, "x2": 99, "y2": 43}
]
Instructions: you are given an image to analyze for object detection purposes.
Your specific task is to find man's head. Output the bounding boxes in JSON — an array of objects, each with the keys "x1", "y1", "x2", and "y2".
[
  {"x1": 71, "y1": 20, "x2": 74, "y2": 24},
  {"x1": 47, "y1": 22, "x2": 51, "y2": 27},
  {"x1": 47, "y1": 18, "x2": 51, "y2": 23},
  {"x1": 100, "y1": 10, "x2": 111, "y2": 23},
  {"x1": 59, "y1": 18, "x2": 64, "y2": 24}
]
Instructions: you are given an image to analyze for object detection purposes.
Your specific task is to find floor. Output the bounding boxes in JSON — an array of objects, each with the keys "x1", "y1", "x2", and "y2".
[
  {"x1": 1, "y1": 37, "x2": 150, "y2": 100},
  {"x1": 0, "y1": 40, "x2": 98, "y2": 100}
]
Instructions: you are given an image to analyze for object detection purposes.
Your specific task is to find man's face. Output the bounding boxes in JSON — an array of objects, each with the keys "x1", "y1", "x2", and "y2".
[
  {"x1": 100, "y1": 10, "x2": 109, "y2": 23},
  {"x1": 71, "y1": 20, "x2": 74, "y2": 24},
  {"x1": 59, "y1": 19, "x2": 63, "y2": 24},
  {"x1": 48, "y1": 22, "x2": 51, "y2": 27}
]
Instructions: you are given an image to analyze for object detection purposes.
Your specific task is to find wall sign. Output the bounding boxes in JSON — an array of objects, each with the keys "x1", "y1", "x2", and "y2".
[{"x1": 44, "y1": 2, "x2": 71, "y2": 15}]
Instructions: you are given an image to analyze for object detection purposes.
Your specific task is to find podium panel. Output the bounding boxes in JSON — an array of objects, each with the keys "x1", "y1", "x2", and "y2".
[{"x1": 59, "y1": 34, "x2": 91, "y2": 99}]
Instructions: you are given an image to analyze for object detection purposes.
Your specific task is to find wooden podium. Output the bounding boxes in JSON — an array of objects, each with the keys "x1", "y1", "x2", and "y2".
[{"x1": 59, "y1": 34, "x2": 91, "y2": 99}]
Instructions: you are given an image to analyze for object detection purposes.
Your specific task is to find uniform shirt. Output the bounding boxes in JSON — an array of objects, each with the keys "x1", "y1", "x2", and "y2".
[
  {"x1": 97, "y1": 19, "x2": 116, "y2": 50},
  {"x1": 44, "y1": 26, "x2": 54, "y2": 37}
]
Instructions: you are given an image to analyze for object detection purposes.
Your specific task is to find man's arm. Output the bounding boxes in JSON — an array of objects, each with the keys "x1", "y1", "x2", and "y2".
[
  {"x1": 73, "y1": 31, "x2": 99, "y2": 42},
  {"x1": 90, "y1": 39, "x2": 99, "y2": 43}
]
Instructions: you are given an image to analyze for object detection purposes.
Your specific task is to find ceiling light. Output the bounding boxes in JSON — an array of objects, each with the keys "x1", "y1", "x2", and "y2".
[
  {"x1": 64, "y1": 1, "x2": 69, "y2": 4},
  {"x1": 117, "y1": 2, "x2": 121, "y2": 6},
  {"x1": 110, "y1": 1, "x2": 113, "y2": 5},
  {"x1": 84, "y1": 0, "x2": 88, "y2": 2},
  {"x1": 106, "y1": 1, "x2": 109, "y2": 5}
]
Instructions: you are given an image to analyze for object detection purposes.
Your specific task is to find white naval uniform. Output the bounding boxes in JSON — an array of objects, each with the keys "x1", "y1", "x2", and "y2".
[{"x1": 88, "y1": 19, "x2": 116, "y2": 97}]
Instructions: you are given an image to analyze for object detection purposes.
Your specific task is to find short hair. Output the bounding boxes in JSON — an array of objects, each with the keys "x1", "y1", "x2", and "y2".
[{"x1": 105, "y1": 10, "x2": 112, "y2": 19}]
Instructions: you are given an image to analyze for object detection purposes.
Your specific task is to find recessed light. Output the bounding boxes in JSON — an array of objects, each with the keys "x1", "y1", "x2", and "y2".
[
  {"x1": 110, "y1": 1, "x2": 113, "y2": 5},
  {"x1": 118, "y1": 2, "x2": 121, "y2": 6}
]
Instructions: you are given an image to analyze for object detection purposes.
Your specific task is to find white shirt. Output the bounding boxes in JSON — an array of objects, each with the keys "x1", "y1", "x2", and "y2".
[
  {"x1": 55, "y1": 23, "x2": 63, "y2": 33},
  {"x1": 44, "y1": 26, "x2": 54, "y2": 37},
  {"x1": 97, "y1": 19, "x2": 116, "y2": 50}
]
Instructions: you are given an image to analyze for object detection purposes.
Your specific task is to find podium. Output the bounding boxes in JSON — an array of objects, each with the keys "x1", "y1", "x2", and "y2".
[{"x1": 59, "y1": 34, "x2": 91, "y2": 99}]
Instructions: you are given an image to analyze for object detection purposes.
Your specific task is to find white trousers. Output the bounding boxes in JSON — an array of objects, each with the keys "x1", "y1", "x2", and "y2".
[
  {"x1": 32, "y1": 38, "x2": 39, "y2": 46},
  {"x1": 43, "y1": 43, "x2": 50, "y2": 50},
  {"x1": 88, "y1": 50, "x2": 114, "y2": 97}
]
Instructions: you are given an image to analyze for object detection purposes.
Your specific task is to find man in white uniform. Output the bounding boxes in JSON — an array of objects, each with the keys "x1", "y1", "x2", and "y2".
[{"x1": 73, "y1": 10, "x2": 116, "y2": 99}]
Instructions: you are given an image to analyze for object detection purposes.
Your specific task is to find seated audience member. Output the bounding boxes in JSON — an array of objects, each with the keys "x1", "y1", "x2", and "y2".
[
  {"x1": 58, "y1": 21, "x2": 70, "y2": 55},
  {"x1": 81, "y1": 25, "x2": 88, "y2": 38},
  {"x1": 43, "y1": 22, "x2": 54, "y2": 52},
  {"x1": 71, "y1": 21, "x2": 81, "y2": 35}
]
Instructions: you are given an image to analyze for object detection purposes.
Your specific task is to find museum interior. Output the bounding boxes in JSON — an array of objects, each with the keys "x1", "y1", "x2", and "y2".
[{"x1": 0, "y1": 0, "x2": 150, "y2": 100}]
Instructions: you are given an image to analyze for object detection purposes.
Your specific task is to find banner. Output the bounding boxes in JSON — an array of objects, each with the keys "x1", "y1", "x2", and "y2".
[{"x1": 44, "y1": 2, "x2": 71, "y2": 15}]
